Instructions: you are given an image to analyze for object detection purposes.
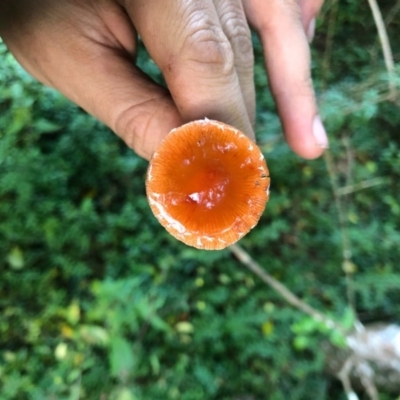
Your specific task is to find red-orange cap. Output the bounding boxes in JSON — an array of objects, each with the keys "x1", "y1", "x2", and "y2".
[{"x1": 146, "y1": 119, "x2": 270, "y2": 250}]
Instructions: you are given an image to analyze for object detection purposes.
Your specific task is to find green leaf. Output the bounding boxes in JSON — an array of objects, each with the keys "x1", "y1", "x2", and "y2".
[
  {"x1": 6, "y1": 247, "x2": 25, "y2": 270},
  {"x1": 33, "y1": 118, "x2": 62, "y2": 133},
  {"x1": 79, "y1": 325, "x2": 109, "y2": 346},
  {"x1": 341, "y1": 307, "x2": 356, "y2": 330},
  {"x1": 291, "y1": 317, "x2": 318, "y2": 335},
  {"x1": 116, "y1": 388, "x2": 136, "y2": 400},
  {"x1": 293, "y1": 335, "x2": 310, "y2": 350},
  {"x1": 109, "y1": 336, "x2": 135, "y2": 378},
  {"x1": 329, "y1": 330, "x2": 347, "y2": 349}
]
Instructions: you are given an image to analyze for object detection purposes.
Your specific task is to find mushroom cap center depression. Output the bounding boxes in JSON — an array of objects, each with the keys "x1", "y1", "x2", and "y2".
[
  {"x1": 153, "y1": 154, "x2": 236, "y2": 227},
  {"x1": 181, "y1": 163, "x2": 229, "y2": 208}
]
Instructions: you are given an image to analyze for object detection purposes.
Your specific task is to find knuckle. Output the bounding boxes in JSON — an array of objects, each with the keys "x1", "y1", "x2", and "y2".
[
  {"x1": 112, "y1": 93, "x2": 174, "y2": 160},
  {"x1": 220, "y1": 8, "x2": 253, "y2": 69},
  {"x1": 179, "y1": 12, "x2": 235, "y2": 78},
  {"x1": 112, "y1": 102, "x2": 149, "y2": 156}
]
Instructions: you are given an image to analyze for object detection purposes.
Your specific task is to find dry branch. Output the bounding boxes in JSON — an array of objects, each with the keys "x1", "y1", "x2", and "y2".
[{"x1": 367, "y1": 0, "x2": 397, "y2": 99}]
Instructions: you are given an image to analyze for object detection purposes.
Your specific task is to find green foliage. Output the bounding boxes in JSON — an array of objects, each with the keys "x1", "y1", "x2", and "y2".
[{"x1": 1, "y1": 1, "x2": 400, "y2": 399}]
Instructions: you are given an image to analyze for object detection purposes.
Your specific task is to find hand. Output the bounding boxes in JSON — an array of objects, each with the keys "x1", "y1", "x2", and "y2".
[{"x1": 0, "y1": 0, "x2": 327, "y2": 160}]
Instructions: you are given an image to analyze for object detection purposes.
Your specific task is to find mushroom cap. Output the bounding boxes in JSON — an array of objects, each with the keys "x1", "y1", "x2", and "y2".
[{"x1": 146, "y1": 119, "x2": 270, "y2": 250}]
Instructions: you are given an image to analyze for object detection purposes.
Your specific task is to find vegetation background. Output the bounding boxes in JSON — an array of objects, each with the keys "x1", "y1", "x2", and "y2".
[{"x1": 1, "y1": 0, "x2": 399, "y2": 399}]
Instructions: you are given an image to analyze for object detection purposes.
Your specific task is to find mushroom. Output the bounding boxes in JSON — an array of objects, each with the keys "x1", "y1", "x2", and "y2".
[{"x1": 146, "y1": 119, "x2": 270, "y2": 250}]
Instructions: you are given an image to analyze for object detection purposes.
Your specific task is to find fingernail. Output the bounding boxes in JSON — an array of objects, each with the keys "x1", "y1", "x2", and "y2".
[
  {"x1": 313, "y1": 115, "x2": 329, "y2": 149},
  {"x1": 307, "y1": 18, "x2": 316, "y2": 43}
]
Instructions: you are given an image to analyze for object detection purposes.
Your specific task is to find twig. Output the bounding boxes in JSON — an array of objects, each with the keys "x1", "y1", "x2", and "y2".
[
  {"x1": 384, "y1": 0, "x2": 400, "y2": 26},
  {"x1": 367, "y1": 0, "x2": 397, "y2": 100},
  {"x1": 323, "y1": 151, "x2": 352, "y2": 262},
  {"x1": 356, "y1": 361, "x2": 380, "y2": 400},
  {"x1": 229, "y1": 243, "x2": 345, "y2": 334},
  {"x1": 321, "y1": 0, "x2": 339, "y2": 92},
  {"x1": 342, "y1": 93, "x2": 396, "y2": 116},
  {"x1": 342, "y1": 137, "x2": 356, "y2": 312},
  {"x1": 343, "y1": 136, "x2": 354, "y2": 189},
  {"x1": 339, "y1": 359, "x2": 364, "y2": 400},
  {"x1": 338, "y1": 356, "x2": 359, "y2": 400},
  {"x1": 338, "y1": 354, "x2": 379, "y2": 400},
  {"x1": 337, "y1": 177, "x2": 390, "y2": 196},
  {"x1": 228, "y1": 246, "x2": 389, "y2": 398}
]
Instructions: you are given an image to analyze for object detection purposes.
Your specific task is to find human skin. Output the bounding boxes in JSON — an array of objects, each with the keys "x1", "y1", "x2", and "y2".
[{"x1": 0, "y1": 0, "x2": 327, "y2": 160}]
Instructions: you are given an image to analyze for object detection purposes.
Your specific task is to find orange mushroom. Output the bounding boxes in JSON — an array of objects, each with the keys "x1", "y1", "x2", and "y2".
[{"x1": 146, "y1": 119, "x2": 270, "y2": 250}]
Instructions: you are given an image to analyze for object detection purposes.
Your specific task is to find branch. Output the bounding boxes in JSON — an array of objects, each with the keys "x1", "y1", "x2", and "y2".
[
  {"x1": 338, "y1": 356, "x2": 360, "y2": 400},
  {"x1": 384, "y1": 0, "x2": 400, "y2": 27},
  {"x1": 323, "y1": 149, "x2": 354, "y2": 315},
  {"x1": 229, "y1": 243, "x2": 344, "y2": 334},
  {"x1": 367, "y1": 0, "x2": 397, "y2": 99},
  {"x1": 356, "y1": 361, "x2": 380, "y2": 400},
  {"x1": 337, "y1": 177, "x2": 390, "y2": 196}
]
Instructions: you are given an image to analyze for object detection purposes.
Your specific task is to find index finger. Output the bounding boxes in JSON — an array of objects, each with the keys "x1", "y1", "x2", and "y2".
[{"x1": 122, "y1": 0, "x2": 255, "y2": 140}]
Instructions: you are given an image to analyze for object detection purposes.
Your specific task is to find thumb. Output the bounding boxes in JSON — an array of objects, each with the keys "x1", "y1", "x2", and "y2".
[
  {"x1": 65, "y1": 52, "x2": 183, "y2": 160},
  {"x1": 0, "y1": 0, "x2": 182, "y2": 160}
]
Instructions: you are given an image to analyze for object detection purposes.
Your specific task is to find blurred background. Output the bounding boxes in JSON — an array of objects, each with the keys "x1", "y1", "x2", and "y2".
[{"x1": 1, "y1": 0, "x2": 399, "y2": 399}]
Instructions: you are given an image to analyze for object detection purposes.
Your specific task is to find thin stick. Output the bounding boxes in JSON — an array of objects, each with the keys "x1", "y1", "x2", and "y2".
[
  {"x1": 338, "y1": 357, "x2": 359, "y2": 400},
  {"x1": 341, "y1": 93, "x2": 396, "y2": 116},
  {"x1": 323, "y1": 151, "x2": 352, "y2": 261},
  {"x1": 321, "y1": 0, "x2": 339, "y2": 92},
  {"x1": 229, "y1": 243, "x2": 345, "y2": 334},
  {"x1": 357, "y1": 361, "x2": 380, "y2": 400},
  {"x1": 367, "y1": 0, "x2": 397, "y2": 99},
  {"x1": 337, "y1": 177, "x2": 390, "y2": 196},
  {"x1": 385, "y1": 0, "x2": 400, "y2": 26},
  {"x1": 342, "y1": 137, "x2": 357, "y2": 312},
  {"x1": 324, "y1": 149, "x2": 358, "y2": 313}
]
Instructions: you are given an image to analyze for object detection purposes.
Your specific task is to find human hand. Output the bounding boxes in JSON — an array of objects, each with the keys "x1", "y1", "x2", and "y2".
[{"x1": 0, "y1": 0, "x2": 327, "y2": 160}]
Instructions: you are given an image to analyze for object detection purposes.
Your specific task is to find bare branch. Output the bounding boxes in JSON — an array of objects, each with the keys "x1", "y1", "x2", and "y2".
[
  {"x1": 367, "y1": 0, "x2": 397, "y2": 99},
  {"x1": 229, "y1": 243, "x2": 345, "y2": 334},
  {"x1": 385, "y1": 0, "x2": 400, "y2": 26},
  {"x1": 338, "y1": 356, "x2": 359, "y2": 400},
  {"x1": 323, "y1": 150, "x2": 349, "y2": 259},
  {"x1": 356, "y1": 361, "x2": 380, "y2": 400},
  {"x1": 337, "y1": 177, "x2": 390, "y2": 196}
]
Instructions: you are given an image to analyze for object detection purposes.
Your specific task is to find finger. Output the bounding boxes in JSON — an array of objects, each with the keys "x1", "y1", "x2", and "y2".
[
  {"x1": 243, "y1": 0, "x2": 328, "y2": 159},
  {"x1": 298, "y1": 0, "x2": 325, "y2": 42},
  {"x1": 122, "y1": 0, "x2": 254, "y2": 139},
  {"x1": 0, "y1": 0, "x2": 182, "y2": 160},
  {"x1": 213, "y1": 0, "x2": 256, "y2": 125}
]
